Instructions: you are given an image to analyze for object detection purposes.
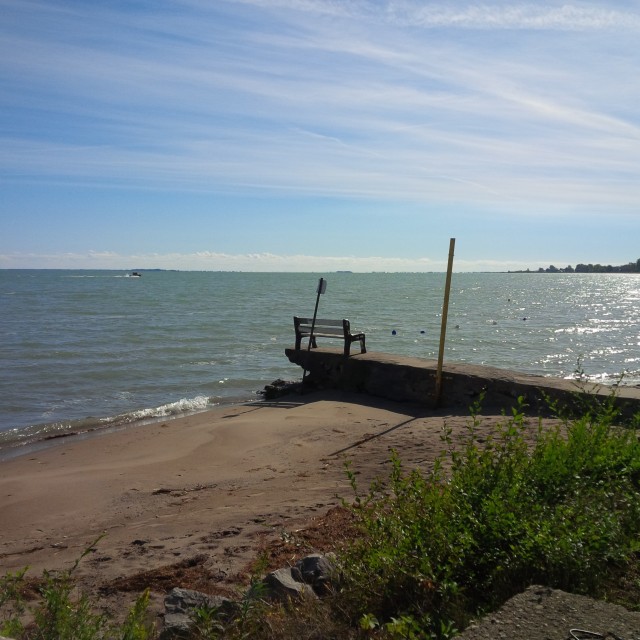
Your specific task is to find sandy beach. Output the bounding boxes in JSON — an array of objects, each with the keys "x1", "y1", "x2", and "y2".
[{"x1": 0, "y1": 389, "x2": 558, "y2": 622}]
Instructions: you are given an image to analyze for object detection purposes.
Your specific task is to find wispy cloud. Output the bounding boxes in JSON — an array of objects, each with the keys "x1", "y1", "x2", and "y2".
[
  {"x1": 222, "y1": 1, "x2": 640, "y2": 30},
  {"x1": 2, "y1": 1, "x2": 640, "y2": 267},
  {"x1": 0, "y1": 249, "x2": 549, "y2": 273},
  {"x1": 385, "y1": 4, "x2": 640, "y2": 30}
]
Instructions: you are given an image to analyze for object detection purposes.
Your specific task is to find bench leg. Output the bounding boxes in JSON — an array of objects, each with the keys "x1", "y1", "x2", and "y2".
[
  {"x1": 344, "y1": 336, "x2": 366, "y2": 357},
  {"x1": 295, "y1": 336, "x2": 318, "y2": 350}
]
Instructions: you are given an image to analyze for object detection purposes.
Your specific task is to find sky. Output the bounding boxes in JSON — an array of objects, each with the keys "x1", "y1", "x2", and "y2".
[{"x1": 1, "y1": 1, "x2": 639, "y2": 272}]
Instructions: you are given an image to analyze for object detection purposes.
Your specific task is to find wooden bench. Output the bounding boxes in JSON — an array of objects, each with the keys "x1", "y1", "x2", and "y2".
[{"x1": 294, "y1": 316, "x2": 366, "y2": 357}]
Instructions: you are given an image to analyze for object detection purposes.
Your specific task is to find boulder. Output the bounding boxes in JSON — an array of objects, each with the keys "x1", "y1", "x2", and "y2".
[
  {"x1": 457, "y1": 585, "x2": 640, "y2": 640},
  {"x1": 161, "y1": 587, "x2": 237, "y2": 639},
  {"x1": 261, "y1": 567, "x2": 317, "y2": 603},
  {"x1": 259, "y1": 553, "x2": 337, "y2": 601},
  {"x1": 261, "y1": 379, "x2": 299, "y2": 399},
  {"x1": 295, "y1": 552, "x2": 336, "y2": 595}
]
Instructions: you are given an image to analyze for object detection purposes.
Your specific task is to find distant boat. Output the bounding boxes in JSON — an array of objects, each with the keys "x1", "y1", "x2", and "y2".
[{"x1": 128, "y1": 272, "x2": 142, "y2": 277}]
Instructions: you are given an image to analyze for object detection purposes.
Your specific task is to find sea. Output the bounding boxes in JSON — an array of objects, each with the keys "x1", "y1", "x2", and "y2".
[{"x1": 1, "y1": 270, "x2": 639, "y2": 456}]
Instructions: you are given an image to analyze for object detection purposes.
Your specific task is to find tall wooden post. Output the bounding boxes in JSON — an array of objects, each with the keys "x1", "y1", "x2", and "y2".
[{"x1": 434, "y1": 238, "x2": 455, "y2": 407}]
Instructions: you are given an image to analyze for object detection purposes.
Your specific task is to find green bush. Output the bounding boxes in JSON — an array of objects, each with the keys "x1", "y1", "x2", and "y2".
[{"x1": 338, "y1": 396, "x2": 640, "y2": 639}]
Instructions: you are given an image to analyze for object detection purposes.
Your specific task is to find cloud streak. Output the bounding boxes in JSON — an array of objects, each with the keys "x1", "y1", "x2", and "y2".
[
  {"x1": 2, "y1": 1, "x2": 640, "y2": 267},
  {"x1": 0, "y1": 249, "x2": 550, "y2": 273},
  {"x1": 226, "y1": 1, "x2": 640, "y2": 30}
]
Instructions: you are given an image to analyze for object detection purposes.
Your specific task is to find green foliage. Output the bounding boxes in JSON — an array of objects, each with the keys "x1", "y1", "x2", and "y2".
[
  {"x1": 121, "y1": 590, "x2": 154, "y2": 640},
  {"x1": 0, "y1": 537, "x2": 154, "y2": 640},
  {"x1": 229, "y1": 578, "x2": 269, "y2": 640},
  {"x1": 338, "y1": 392, "x2": 640, "y2": 638},
  {"x1": 32, "y1": 567, "x2": 108, "y2": 639},
  {"x1": 0, "y1": 567, "x2": 28, "y2": 638},
  {"x1": 189, "y1": 554, "x2": 270, "y2": 639},
  {"x1": 192, "y1": 602, "x2": 226, "y2": 638}
]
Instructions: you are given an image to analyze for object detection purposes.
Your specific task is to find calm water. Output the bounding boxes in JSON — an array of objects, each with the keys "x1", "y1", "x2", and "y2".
[{"x1": 1, "y1": 270, "x2": 639, "y2": 451}]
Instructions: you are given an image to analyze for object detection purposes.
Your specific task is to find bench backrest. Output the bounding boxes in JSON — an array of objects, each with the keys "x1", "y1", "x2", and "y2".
[{"x1": 294, "y1": 317, "x2": 350, "y2": 336}]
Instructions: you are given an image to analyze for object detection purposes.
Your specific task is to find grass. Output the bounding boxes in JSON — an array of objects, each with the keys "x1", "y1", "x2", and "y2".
[{"x1": 2, "y1": 386, "x2": 640, "y2": 639}]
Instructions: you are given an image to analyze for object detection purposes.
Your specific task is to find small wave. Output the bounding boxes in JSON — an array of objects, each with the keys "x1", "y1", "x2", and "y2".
[
  {"x1": 0, "y1": 417, "x2": 104, "y2": 458},
  {"x1": 0, "y1": 395, "x2": 218, "y2": 457},
  {"x1": 124, "y1": 395, "x2": 214, "y2": 421}
]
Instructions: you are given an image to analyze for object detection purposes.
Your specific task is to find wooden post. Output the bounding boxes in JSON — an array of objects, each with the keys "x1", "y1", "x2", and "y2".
[{"x1": 434, "y1": 239, "x2": 455, "y2": 407}]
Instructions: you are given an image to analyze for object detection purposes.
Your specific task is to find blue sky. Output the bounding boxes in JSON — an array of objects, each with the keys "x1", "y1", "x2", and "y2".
[{"x1": 1, "y1": 1, "x2": 639, "y2": 272}]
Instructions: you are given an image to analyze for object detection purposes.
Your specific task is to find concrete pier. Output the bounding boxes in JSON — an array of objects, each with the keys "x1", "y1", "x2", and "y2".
[{"x1": 285, "y1": 348, "x2": 640, "y2": 419}]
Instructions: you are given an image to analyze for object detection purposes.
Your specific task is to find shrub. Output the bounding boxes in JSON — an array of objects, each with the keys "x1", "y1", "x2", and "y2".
[{"x1": 338, "y1": 396, "x2": 640, "y2": 638}]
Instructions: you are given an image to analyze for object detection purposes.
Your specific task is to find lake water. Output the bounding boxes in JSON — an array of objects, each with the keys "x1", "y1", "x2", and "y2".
[{"x1": 1, "y1": 270, "x2": 639, "y2": 451}]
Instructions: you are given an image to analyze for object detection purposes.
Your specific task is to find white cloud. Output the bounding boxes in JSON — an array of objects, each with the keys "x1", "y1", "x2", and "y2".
[
  {"x1": 225, "y1": 0, "x2": 640, "y2": 30},
  {"x1": 0, "y1": 250, "x2": 564, "y2": 273},
  {"x1": 386, "y1": 4, "x2": 640, "y2": 30}
]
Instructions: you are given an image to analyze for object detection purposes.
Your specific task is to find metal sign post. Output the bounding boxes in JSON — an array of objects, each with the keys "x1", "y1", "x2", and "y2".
[
  {"x1": 301, "y1": 277, "x2": 327, "y2": 389},
  {"x1": 434, "y1": 239, "x2": 455, "y2": 407}
]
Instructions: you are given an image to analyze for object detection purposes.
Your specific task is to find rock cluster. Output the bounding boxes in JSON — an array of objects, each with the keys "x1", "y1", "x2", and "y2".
[
  {"x1": 160, "y1": 553, "x2": 335, "y2": 639},
  {"x1": 259, "y1": 378, "x2": 301, "y2": 399},
  {"x1": 260, "y1": 553, "x2": 335, "y2": 601}
]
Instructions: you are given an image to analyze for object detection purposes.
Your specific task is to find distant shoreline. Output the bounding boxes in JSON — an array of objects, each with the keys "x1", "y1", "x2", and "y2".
[{"x1": 510, "y1": 258, "x2": 640, "y2": 274}]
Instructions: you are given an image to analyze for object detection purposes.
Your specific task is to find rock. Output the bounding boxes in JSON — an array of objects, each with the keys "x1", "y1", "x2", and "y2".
[
  {"x1": 160, "y1": 587, "x2": 237, "y2": 639},
  {"x1": 295, "y1": 552, "x2": 336, "y2": 595},
  {"x1": 457, "y1": 585, "x2": 640, "y2": 640},
  {"x1": 160, "y1": 553, "x2": 336, "y2": 636},
  {"x1": 161, "y1": 612, "x2": 192, "y2": 640},
  {"x1": 261, "y1": 379, "x2": 299, "y2": 399},
  {"x1": 259, "y1": 553, "x2": 337, "y2": 601},
  {"x1": 261, "y1": 567, "x2": 317, "y2": 602}
]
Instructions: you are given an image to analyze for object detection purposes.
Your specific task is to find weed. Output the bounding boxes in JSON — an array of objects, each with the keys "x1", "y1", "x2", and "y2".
[
  {"x1": 0, "y1": 537, "x2": 154, "y2": 640},
  {"x1": 0, "y1": 567, "x2": 28, "y2": 638},
  {"x1": 191, "y1": 601, "x2": 226, "y2": 638},
  {"x1": 121, "y1": 590, "x2": 154, "y2": 640},
  {"x1": 189, "y1": 552, "x2": 271, "y2": 639}
]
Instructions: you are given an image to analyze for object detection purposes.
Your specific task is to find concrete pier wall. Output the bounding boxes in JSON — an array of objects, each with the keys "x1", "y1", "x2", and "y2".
[{"x1": 285, "y1": 348, "x2": 640, "y2": 419}]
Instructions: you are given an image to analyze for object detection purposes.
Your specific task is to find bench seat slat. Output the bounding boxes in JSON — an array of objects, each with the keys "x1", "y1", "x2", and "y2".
[
  {"x1": 295, "y1": 318, "x2": 343, "y2": 327},
  {"x1": 298, "y1": 328, "x2": 344, "y2": 336}
]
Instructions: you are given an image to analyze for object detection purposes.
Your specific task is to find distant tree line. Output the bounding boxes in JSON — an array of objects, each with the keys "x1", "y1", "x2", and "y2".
[{"x1": 512, "y1": 258, "x2": 640, "y2": 274}]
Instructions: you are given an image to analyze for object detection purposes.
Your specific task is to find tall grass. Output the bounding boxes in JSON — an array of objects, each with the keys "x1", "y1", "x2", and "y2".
[
  {"x1": 338, "y1": 395, "x2": 640, "y2": 638},
  {"x1": 0, "y1": 537, "x2": 153, "y2": 640}
]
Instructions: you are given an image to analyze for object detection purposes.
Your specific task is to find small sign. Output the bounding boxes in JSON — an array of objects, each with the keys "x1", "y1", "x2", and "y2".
[{"x1": 317, "y1": 278, "x2": 327, "y2": 295}]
